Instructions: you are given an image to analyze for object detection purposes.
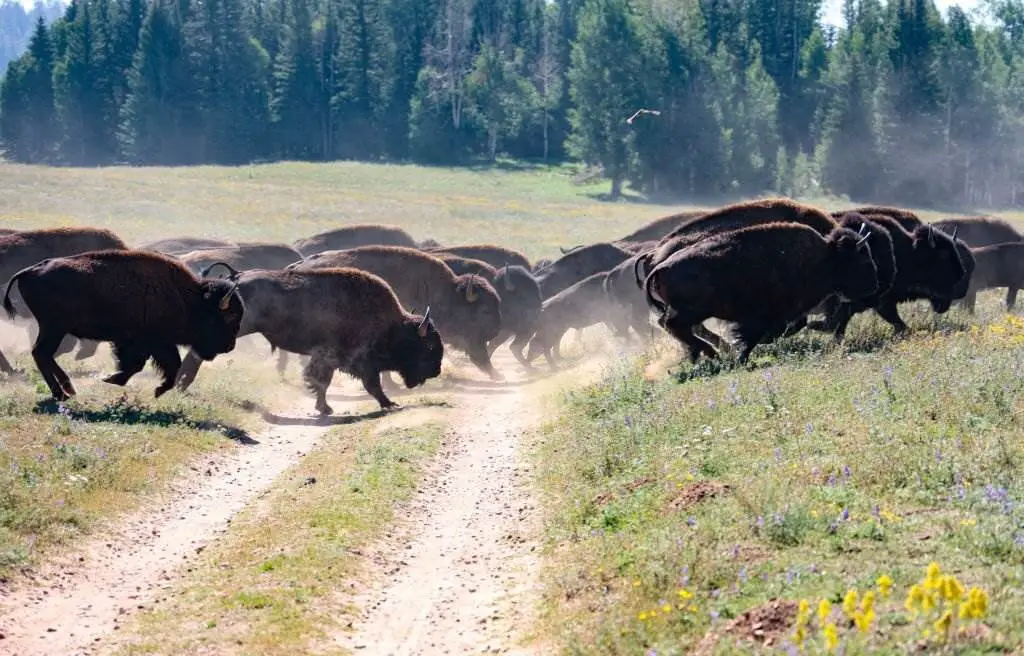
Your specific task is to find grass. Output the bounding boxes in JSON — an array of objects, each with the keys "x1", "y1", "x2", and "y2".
[
  {"x1": 109, "y1": 418, "x2": 443, "y2": 655},
  {"x1": 534, "y1": 294, "x2": 1024, "y2": 655}
]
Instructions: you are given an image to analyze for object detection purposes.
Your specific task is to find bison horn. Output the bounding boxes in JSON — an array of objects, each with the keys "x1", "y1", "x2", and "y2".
[
  {"x1": 857, "y1": 223, "x2": 867, "y2": 237},
  {"x1": 464, "y1": 275, "x2": 479, "y2": 303},
  {"x1": 418, "y1": 306, "x2": 431, "y2": 337},
  {"x1": 501, "y1": 263, "x2": 515, "y2": 291},
  {"x1": 951, "y1": 225, "x2": 959, "y2": 241},
  {"x1": 219, "y1": 282, "x2": 239, "y2": 311},
  {"x1": 856, "y1": 233, "x2": 870, "y2": 247},
  {"x1": 927, "y1": 224, "x2": 936, "y2": 247},
  {"x1": 201, "y1": 261, "x2": 241, "y2": 280}
]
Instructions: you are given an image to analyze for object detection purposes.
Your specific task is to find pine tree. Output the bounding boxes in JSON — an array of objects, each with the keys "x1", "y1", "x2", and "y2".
[
  {"x1": 567, "y1": 0, "x2": 644, "y2": 199},
  {"x1": 333, "y1": 0, "x2": 388, "y2": 159},
  {"x1": 382, "y1": 0, "x2": 438, "y2": 158},
  {"x1": 0, "y1": 58, "x2": 31, "y2": 161},
  {"x1": 271, "y1": 0, "x2": 320, "y2": 159},
  {"x1": 11, "y1": 17, "x2": 59, "y2": 162}
]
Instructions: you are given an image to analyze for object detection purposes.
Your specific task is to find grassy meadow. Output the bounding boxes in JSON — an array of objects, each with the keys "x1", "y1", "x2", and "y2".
[{"x1": 1, "y1": 160, "x2": 1024, "y2": 653}]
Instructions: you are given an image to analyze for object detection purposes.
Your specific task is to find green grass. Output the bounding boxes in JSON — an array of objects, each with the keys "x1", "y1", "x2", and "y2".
[
  {"x1": 110, "y1": 419, "x2": 443, "y2": 655},
  {"x1": 534, "y1": 295, "x2": 1024, "y2": 655}
]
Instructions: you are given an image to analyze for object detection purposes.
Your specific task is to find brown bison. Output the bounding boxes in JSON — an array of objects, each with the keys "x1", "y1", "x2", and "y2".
[
  {"x1": 535, "y1": 242, "x2": 632, "y2": 298},
  {"x1": 3, "y1": 250, "x2": 244, "y2": 400},
  {"x1": 176, "y1": 243, "x2": 304, "y2": 274},
  {"x1": 525, "y1": 272, "x2": 613, "y2": 369},
  {"x1": 931, "y1": 216, "x2": 1022, "y2": 247},
  {"x1": 645, "y1": 223, "x2": 877, "y2": 363},
  {"x1": 139, "y1": 237, "x2": 236, "y2": 255},
  {"x1": 604, "y1": 255, "x2": 654, "y2": 341},
  {"x1": 1, "y1": 227, "x2": 129, "y2": 373},
  {"x1": 176, "y1": 265, "x2": 443, "y2": 413},
  {"x1": 291, "y1": 246, "x2": 503, "y2": 379},
  {"x1": 293, "y1": 224, "x2": 418, "y2": 257},
  {"x1": 636, "y1": 199, "x2": 840, "y2": 287},
  {"x1": 426, "y1": 244, "x2": 532, "y2": 271},
  {"x1": 615, "y1": 210, "x2": 707, "y2": 245},
  {"x1": 960, "y1": 242, "x2": 1024, "y2": 312}
]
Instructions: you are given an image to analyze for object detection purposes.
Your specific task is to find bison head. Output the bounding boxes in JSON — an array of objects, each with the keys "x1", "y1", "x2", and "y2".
[
  {"x1": 449, "y1": 274, "x2": 502, "y2": 379},
  {"x1": 829, "y1": 226, "x2": 878, "y2": 302},
  {"x1": 910, "y1": 225, "x2": 968, "y2": 309},
  {"x1": 389, "y1": 307, "x2": 444, "y2": 389},
  {"x1": 190, "y1": 278, "x2": 245, "y2": 360},
  {"x1": 839, "y1": 214, "x2": 897, "y2": 302}
]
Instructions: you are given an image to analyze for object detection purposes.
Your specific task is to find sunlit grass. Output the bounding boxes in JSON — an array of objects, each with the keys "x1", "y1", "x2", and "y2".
[{"x1": 534, "y1": 293, "x2": 1024, "y2": 654}]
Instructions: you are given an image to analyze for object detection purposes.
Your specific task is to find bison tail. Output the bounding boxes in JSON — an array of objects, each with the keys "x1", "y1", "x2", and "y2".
[
  {"x1": 2, "y1": 266, "x2": 30, "y2": 319},
  {"x1": 643, "y1": 268, "x2": 667, "y2": 315}
]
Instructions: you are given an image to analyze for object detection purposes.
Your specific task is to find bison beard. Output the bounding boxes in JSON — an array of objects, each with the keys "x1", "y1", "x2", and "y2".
[{"x1": 3, "y1": 250, "x2": 244, "y2": 401}]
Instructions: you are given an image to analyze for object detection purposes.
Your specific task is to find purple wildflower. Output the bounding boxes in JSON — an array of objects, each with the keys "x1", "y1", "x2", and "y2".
[
  {"x1": 774, "y1": 448, "x2": 782, "y2": 463},
  {"x1": 739, "y1": 567, "x2": 748, "y2": 583},
  {"x1": 624, "y1": 416, "x2": 634, "y2": 429},
  {"x1": 732, "y1": 544, "x2": 740, "y2": 559},
  {"x1": 839, "y1": 507, "x2": 850, "y2": 521},
  {"x1": 755, "y1": 516, "x2": 765, "y2": 529},
  {"x1": 843, "y1": 465, "x2": 851, "y2": 479},
  {"x1": 687, "y1": 517, "x2": 697, "y2": 527},
  {"x1": 710, "y1": 609, "x2": 720, "y2": 621},
  {"x1": 805, "y1": 423, "x2": 814, "y2": 435}
]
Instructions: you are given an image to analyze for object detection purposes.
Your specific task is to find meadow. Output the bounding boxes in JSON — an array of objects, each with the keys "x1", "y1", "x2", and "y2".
[{"x1": 1, "y1": 159, "x2": 1023, "y2": 653}]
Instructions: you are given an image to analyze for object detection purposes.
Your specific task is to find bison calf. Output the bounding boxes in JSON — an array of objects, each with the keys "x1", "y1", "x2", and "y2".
[
  {"x1": 4, "y1": 250, "x2": 244, "y2": 401},
  {"x1": 646, "y1": 223, "x2": 877, "y2": 363},
  {"x1": 525, "y1": 272, "x2": 612, "y2": 369},
  {"x1": 961, "y1": 242, "x2": 1024, "y2": 312}
]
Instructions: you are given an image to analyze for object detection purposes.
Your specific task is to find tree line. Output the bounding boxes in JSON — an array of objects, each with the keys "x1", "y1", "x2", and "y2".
[
  {"x1": 0, "y1": 1, "x2": 64, "y2": 77},
  {"x1": 2, "y1": 0, "x2": 1024, "y2": 209}
]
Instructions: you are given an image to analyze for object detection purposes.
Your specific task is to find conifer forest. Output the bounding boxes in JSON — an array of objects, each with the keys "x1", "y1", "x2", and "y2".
[{"x1": 3, "y1": 0, "x2": 1024, "y2": 208}]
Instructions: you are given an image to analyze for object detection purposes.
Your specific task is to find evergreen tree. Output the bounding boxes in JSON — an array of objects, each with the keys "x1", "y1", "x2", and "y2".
[
  {"x1": 271, "y1": 0, "x2": 321, "y2": 159},
  {"x1": 333, "y1": 0, "x2": 389, "y2": 159},
  {"x1": 1, "y1": 17, "x2": 59, "y2": 162}
]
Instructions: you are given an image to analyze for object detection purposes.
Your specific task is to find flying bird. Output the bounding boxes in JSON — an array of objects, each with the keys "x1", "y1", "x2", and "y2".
[{"x1": 626, "y1": 109, "x2": 662, "y2": 124}]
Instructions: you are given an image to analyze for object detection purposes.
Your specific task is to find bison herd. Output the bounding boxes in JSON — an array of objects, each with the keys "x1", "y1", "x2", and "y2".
[{"x1": 1, "y1": 199, "x2": 1021, "y2": 414}]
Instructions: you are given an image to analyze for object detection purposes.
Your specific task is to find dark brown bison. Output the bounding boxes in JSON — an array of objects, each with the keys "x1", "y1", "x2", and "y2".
[
  {"x1": 604, "y1": 255, "x2": 654, "y2": 341},
  {"x1": 139, "y1": 237, "x2": 236, "y2": 255},
  {"x1": 433, "y1": 254, "x2": 543, "y2": 365},
  {"x1": 176, "y1": 243, "x2": 304, "y2": 274},
  {"x1": 931, "y1": 216, "x2": 1022, "y2": 247},
  {"x1": 3, "y1": 250, "x2": 244, "y2": 400},
  {"x1": 960, "y1": 242, "x2": 1024, "y2": 312},
  {"x1": 836, "y1": 206, "x2": 923, "y2": 232},
  {"x1": 811, "y1": 213, "x2": 968, "y2": 337},
  {"x1": 636, "y1": 199, "x2": 840, "y2": 287},
  {"x1": 176, "y1": 265, "x2": 443, "y2": 413},
  {"x1": 1, "y1": 227, "x2": 129, "y2": 373},
  {"x1": 291, "y1": 246, "x2": 503, "y2": 379},
  {"x1": 426, "y1": 244, "x2": 532, "y2": 271},
  {"x1": 615, "y1": 210, "x2": 707, "y2": 245},
  {"x1": 535, "y1": 242, "x2": 632, "y2": 298},
  {"x1": 293, "y1": 224, "x2": 418, "y2": 257},
  {"x1": 645, "y1": 223, "x2": 877, "y2": 363},
  {"x1": 525, "y1": 272, "x2": 612, "y2": 369}
]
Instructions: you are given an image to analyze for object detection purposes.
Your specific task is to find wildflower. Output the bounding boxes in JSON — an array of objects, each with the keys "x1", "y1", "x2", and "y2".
[
  {"x1": 632, "y1": 579, "x2": 641, "y2": 587},
  {"x1": 880, "y1": 508, "x2": 900, "y2": 523},
  {"x1": 853, "y1": 609, "x2": 874, "y2": 633},
  {"x1": 843, "y1": 589, "x2": 858, "y2": 617},
  {"x1": 940, "y1": 575, "x2": 965, "y2": 603},
  {"x1": 798, "y1": 599, "x2": 810, "y2": 617},
  {"x1": 933, "y1": 610, "x2": 953, "y2": 638},
  {"x1": 959, "y1": 587, "x2": 989, "y2": 619},
  {"x1": 662, "y1": 603, "x2": 672, "y2": 613},
  {"x1": 823, "y1": 622, "x2": 839, "y2": 651},
  {"x1": 876, "y1": 574, "x2": 893, "y2": 599},
  {"x1": 709, "y1": 609, "x2": 720, "y2": 621},
  {"x1": 839, "y1": 507, "x2": 849, "y2": 521},
  {"x1": 817, "y1": 599, "x2": 831, "y2": 624},
  {"x1": 677, "y1": 588, "x2": 693, "y2": 600},
  {"x1": 924, "y1": 562, "x2": 942, "y2": 590},
  {"x1": 861, "y1": 591, "x2": 876, "y2": 613},
  {"x1": 637, "y1": 612, "x2": 647, "y2": 621}
]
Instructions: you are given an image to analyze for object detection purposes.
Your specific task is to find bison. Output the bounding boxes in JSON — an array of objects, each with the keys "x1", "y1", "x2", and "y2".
[
  {"x1": 426, "y1": 244, "x2": 532, "y2": 271},
  {"x1": 176, "y1": 243, "x2": 304, "y2": 274},
  {"x1": 139, "y1": 237, "x2": 236, "y2": 255},
  {"x1": 291, "y1": 246, "x2": 503, "y2": 379},
  {"x1": 604, "y1": 255, "x2": 655, "y2": 341},
  {"x1": 534, "y1": 242, "x2": 632, "y2": 298},
  {"x1": 293, "y1": 224, "x2": 418, "y2": 258},
  {"x1": 176, "y1": 265, "x2": 443, "y2": 413},
  {"x1": 959, "y1": 242, "x2": 1024, "y2": 312},
  {"x1": 525, "y1": 272, "x2": 613, "y2": 369},
  {"x1": 645, "y1": 222, "x2": 877, "y2": 363},
  {"x1": 3, "y1": 250, "x2": 244, "y2": 400},
  {"x1": 615, "y1": 210, "x2": 707, "y2": 245},
  {"x1": 931, "y1": 216, "x2": 1022, "y2": 247},
  {"x1": 1, "y1": 227, "x2": 129, "y2": 373},
  {"x1": 636, "y1": 199, "x2": 840, "y2": 287}
]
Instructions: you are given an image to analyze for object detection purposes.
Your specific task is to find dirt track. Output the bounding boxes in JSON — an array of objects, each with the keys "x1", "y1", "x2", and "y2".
[{"x1": 0, "y1": 344, "x2": 618, "y2": 655}]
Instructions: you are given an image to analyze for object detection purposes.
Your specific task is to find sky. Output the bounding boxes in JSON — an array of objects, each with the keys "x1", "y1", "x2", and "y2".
[{"x1": 822, "y1": 0, "x2": 984, "y2": 27}]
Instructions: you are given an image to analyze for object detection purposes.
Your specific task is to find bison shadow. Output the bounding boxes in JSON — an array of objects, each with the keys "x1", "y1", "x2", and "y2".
[
  {"x1": 33, "y1": 398, "x2": 258, "y2": 445},
  {"x1": 258, "y1": 398, "x2": 451, "y2": 427}
]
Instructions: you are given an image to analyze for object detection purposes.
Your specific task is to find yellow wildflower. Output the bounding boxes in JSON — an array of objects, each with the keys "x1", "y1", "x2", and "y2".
[
  {"x1": 861, "y1": 590, "x2": 876, "y2": 613},
  {"x1": 925, "y1": 562, "x2": 942, "y2": 588},
  {"x1": 905, "y1": 584, "x2": 924, "y2": 615},
  {"x1": 632, "y1": 579, "x2": 641, "y2": 587},
  {"x1": 959, "y1": 587, "x2": 989, "y2": 619},
  {"x1": 877, "y1": 574, "x2": 893, "y2": 599},
  {"x1": 960, "y1": 518, "x2": 977, "y2": 527},
  {"x1": 793, "y1": 624, "x2": 807, "y2": 646},
  {"x1": 934, "y1": 610, "x2": 953, "y2": 638},
  {"x1": 880, "y1": 509, "x2": 900, "y2": 522},
  {"x1": 817, "y1": 599, "x2": 832, "y2": 624},
  {"x1": 823, "y1": 622, "x2": 839, "y2": 651},
  {"x1": 798, "y1": 599, "x2": 811, "y2": 618},
  {"x1": 687, "y1": 604, "x2": 697, "y2": 613},
  {"x1": 638, "y1": 612, "x2": 648, "y2": 621},
  {"x1": 853, "y1": 609, "x2": 875, "y2": 633},
  {"x1": 940, "y1": 575, "x2": 965, "y2": 603},
  {"x1": 843, "y1": 589, "x2": 858, "y2": 617},
  {"x1": 662, "y1": 604, "x2": 672, "y2": 613},
  {"x1": 677, "y1": 588, "x2": 693, "y2": 600}
]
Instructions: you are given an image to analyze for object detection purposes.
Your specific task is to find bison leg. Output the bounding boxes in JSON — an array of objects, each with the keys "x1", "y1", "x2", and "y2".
[
  {"x1": 104, "y1": 341, "x2": 149, "y2": 387},
  {"x1": 487, "y1": 329, "x2": 513, "y2": 358},
  {"x1": 361, "y1": 369, "x2": 398, "y2": 410},
  {"x1": 175, "y1": 349, "x2": 204, "y2": 391},
  {"x1": 276, "y1": 349, "x2": 289, "y2": 377},
  {"x1": 74, "y1": 339, "x2": 99, "y2": 361},
  {"x1": 508, "y1": 332, "x2": 533, "y2": 367},
  {"x1": 33, "y1": 329, "x2": 76, "y2": 400},
  {"x1": 733, "y1": 324, "x2": 768, "y2": 364},
  {"x1": 467, "y1": 341, "x2": 503, "y2": 381},
  {"x1": 663, "y1": 314, "x2": 717, "y2": 363},
  {"x1": 1006, "y1": 287, "x2": 1017, "y2": 312},
  {"x1": 873, "y1": 301, "x2": 909, "y2": 334},
  {"x1": 150, "y1": 344, "x2": 182, "y2": 398},
  {"x1": 302, "y1": 355, "x2": 334, "y2": 415}
]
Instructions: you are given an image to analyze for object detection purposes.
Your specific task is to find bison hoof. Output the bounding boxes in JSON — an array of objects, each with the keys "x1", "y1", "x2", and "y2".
[
  {"x1": 102, "y1": 372, "x2": 130, "y2": 387},
  {"x1": 316, "y1": 403, "x2": 334, "y2": 416}
]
